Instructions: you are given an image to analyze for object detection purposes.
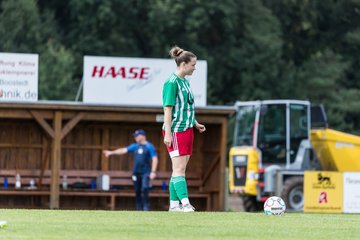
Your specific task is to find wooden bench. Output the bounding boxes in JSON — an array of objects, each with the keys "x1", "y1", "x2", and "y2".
[{"x1": 0, "y1": 169, "x2": 211, "y2": 211}]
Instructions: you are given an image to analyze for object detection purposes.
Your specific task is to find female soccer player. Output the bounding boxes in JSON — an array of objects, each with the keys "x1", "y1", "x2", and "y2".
[{"x1": 162, "y1": 46, "x2": 206, "y2": 212}]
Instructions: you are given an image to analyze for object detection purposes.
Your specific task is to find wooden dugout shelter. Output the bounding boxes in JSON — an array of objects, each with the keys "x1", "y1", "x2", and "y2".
[{"x1": 0, "y1": 101, "x2": 234, "y2": 211}]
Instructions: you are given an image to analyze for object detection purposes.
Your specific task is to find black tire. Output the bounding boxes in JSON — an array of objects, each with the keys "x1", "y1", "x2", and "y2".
[
  {"x1": 281, "y1": 176, "x2": 304, "y2": 211},
  {"x1": 242, "y1": 195, "x2": 262, "y2": 212}
]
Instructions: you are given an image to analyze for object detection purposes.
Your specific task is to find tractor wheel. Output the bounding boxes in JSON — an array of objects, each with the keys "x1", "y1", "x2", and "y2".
[
  {"x1": 281, "y1": 176, "x2": 304, "y2": 211},
  {"x1": 242, "y1": 195, "x2": 262, "y2": 212}
]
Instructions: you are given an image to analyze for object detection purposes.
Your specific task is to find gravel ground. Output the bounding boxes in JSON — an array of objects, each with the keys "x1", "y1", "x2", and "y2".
[{"x1": 227, "y1": 194, "x2": 244, "y2": 212}]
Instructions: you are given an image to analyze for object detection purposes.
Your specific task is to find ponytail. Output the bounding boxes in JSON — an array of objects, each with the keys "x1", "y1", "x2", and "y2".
[{"x1": 169, "y1": 46, "x2": 196, "y2": 66}]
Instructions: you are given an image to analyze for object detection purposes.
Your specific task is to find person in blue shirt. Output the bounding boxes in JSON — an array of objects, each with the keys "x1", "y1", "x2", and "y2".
[{"x1": 103, "y1": 129, "x2": 158, "y2": 211}]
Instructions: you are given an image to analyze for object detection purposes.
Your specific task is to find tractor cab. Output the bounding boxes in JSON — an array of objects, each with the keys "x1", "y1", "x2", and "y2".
[{"x1": 229, "y1": 100, "x2": 310, "y2": 208}]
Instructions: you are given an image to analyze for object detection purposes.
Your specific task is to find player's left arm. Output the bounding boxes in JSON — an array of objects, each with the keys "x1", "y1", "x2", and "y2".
[
  {"x1": 148, "y1": 144, "x2": 158, "y2": 180},
  {"x1": 195, "y1": 120, "x2": 206, "y2": 133},
  {"x1": 150, "y1": 156, "x2": 158, "y2": 180}
]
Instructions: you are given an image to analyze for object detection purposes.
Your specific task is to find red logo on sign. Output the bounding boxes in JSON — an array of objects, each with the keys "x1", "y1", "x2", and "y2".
[
  {"x1": 318, "y1": 191, "x2": 328, "y2": 204},
  {"x1": 91, "y1": 66, "x2": 149, "y2": 80}
]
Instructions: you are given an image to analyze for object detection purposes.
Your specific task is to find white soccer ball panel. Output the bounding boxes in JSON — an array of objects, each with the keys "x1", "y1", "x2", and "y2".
[{"x1": 263, "y1": 196, "x2": 286, "y2": 215}]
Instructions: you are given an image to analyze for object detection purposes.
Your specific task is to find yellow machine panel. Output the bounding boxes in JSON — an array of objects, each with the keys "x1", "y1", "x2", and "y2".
[
  {"x1": 229, "y1": 147, "x2": 259, "y2": 195},
  {"x1": 311, "y1": 129, "x2": 360, "y2": 171}
]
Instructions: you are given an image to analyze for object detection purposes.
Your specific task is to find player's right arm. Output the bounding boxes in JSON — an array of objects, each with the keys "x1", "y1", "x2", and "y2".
[
  {"x1": 163, "y1": 106, "x2": 173, "y2": 147},
  {"x1": 162, "y1": 79, "x2": 177, "y2": 147},
  {"x1": 103, "y1": 147, "x2": 128, "y2": 158}
]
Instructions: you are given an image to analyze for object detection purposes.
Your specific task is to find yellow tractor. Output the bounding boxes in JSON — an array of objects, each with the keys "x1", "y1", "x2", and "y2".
[{"x1": 229, "y1": 100, "x2": 360, "y2": 211}]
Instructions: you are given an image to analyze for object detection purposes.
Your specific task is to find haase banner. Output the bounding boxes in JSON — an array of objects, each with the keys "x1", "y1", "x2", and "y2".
[
  {"x1": 0, "y1": 53, "x2": 38, "y2": 102},
  {"x1": 83, "y1": 56, "x2": 207, "y2": 106},
  {"x1": 343, "y1": 172, "x2": 360, "y2": 213},
  {"x1": 304, "y1": 171, "x2": 343, "y2": 213}
]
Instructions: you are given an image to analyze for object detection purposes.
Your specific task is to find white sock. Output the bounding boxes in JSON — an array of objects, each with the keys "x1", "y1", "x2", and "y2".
[
  {"x1": 170, "y1": 200, "x2": 180, "y2": 208},
  {"x1": 180, "y1": 198, "x2": 190, "y2": 205}
]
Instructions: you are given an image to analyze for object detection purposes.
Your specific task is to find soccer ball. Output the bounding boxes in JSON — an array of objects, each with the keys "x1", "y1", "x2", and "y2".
[{"x1": 263, "y1": 196, "x2": 286, "y2": 215}]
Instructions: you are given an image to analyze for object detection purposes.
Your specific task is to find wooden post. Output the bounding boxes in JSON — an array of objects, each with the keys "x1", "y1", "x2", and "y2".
[
  {"x1": 219, "y1": 119, "x2": 228, "y2": 211},
  {"x1": 50, "y1": 111, "x2": 62, "y2": 209}
]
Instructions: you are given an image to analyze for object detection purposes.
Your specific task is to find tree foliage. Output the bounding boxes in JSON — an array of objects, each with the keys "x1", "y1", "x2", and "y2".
[
  {"x1": 0, "y1": 0, "x2": 76, "y2": 100},
  {"x1": 1, "y1": 0, "x2": 360, "y2": 132}
]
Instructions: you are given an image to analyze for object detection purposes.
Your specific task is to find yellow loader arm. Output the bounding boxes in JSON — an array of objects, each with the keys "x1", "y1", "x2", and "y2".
[{"x1": 311, "y1": 129, "x2": 360, "y2": 171}]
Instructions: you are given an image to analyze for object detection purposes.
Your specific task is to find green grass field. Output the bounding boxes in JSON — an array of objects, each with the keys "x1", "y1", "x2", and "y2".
[{"x1": 0, "y1": 209, "x2": 359, "y2": 240}]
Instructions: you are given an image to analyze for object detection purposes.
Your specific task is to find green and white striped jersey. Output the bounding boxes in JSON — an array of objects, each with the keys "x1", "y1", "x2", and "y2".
[{"x1": 162, "y1": 73, "x2": 196, "y2": 132}]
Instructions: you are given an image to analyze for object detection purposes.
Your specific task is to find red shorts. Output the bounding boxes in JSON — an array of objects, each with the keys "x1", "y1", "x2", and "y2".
[{"x1": 162, "y1": 128, "x2": 194, "y2": 158}]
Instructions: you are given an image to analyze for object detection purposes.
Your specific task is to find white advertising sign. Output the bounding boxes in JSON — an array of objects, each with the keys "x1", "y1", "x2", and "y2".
[
  {"x1": 0, "y1": 53, "x2": 38, "y2": 102},
  {"x1": 83, "y1": 56, "x2": 207, "y2": 106},
  {"x1": 343, "y1": 172, "x2": 360, "y2": 213}
]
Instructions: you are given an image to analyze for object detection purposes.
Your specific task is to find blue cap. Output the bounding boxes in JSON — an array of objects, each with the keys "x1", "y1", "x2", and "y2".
[{"x1": 132, "y1": 129, "x2": 146, "y2": 137}]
